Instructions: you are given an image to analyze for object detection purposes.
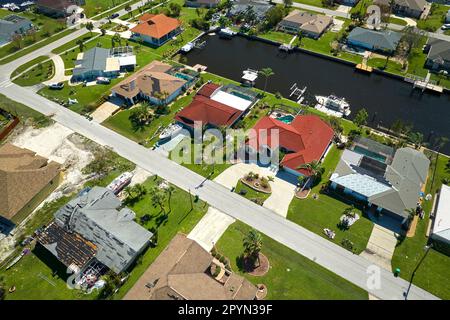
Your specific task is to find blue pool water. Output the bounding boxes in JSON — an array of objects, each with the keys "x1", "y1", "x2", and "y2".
[
  {"x1": 175, "y1": 72, "x2": 193, "y2": 81},
  {"x1": 230, "y1": 90, "x2": 253, "y2": 101},
  {"x1": 276, "y1": 115, "x2": 295, "y2": 124},
  {"x1": 353, "y1": 146, "x2": 387, "y2": 163}
]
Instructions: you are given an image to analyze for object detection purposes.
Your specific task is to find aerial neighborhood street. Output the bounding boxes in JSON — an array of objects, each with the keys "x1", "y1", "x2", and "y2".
[{"x1": 0, "y1": 0, "x2": 449, "y2": 304}]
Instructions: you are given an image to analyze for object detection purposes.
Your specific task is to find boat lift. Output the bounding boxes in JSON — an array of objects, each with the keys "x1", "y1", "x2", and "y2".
[{"x1": 289, "y1": 83, "x2": 307, "y2": 104}]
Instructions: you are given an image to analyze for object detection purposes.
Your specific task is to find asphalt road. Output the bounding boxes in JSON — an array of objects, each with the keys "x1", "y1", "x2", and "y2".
[{"x1": 0, "y1": 2, "x2": 441, "y2": 300}]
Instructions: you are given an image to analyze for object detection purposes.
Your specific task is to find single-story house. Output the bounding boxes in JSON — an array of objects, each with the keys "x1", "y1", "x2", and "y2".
[
  {"x1": 111, "y1": 60, "x2": 190, "y2": 106},
  {"x1": 0, "y1": 15, "x2": 34, "y2": 46},
  {"x1": 430, "y1": 184, "x2": 450, "y2": 255},
  {"x1": 175, "y1": 83, "x2": 257, "y2": 130},
  {"x1": 391, "y1": 0, "x2": 429, "y2": 19},
  {"x1": 0, "y1": 144, "x2": 61, "y2": 224},
  {"x1": 446, "y1": 9, "x2": 450, "y2": 23},
  {"x1": 38, "y1": 186, "x2": 153, "y2": 274},
  {"x1": 425, "y1": 38, "x2": 450, "y2": 73},
  {"x1": 228, "y1": 0, "x2": 273, "y2": 21},
  {"x1": 123, "y1": 234, "x2": 258, "y2": 300},
  {"x1": 185, "y1": 0, "x2": 220, "y2": 8},
  {"x1": 246, "y1": 115, "x2": 334, "y2": 177},
  {"x1": 130, "y1": 13, "x2": 181, "y2": 47},
  {"x1": 330, "y1": 145, "x2": 430, "y2": 223},
  {"x1": 36, "y1": 0, "x2": 85, "y2": 18},
  {"x1": 334, "y1": 0, "x2": 360, "y2": 6},
  {"x1": 72, "y1": 46, "x2": 136, "y2": 82},
  {"x1": 347, "y1": 27, "x2": 402, "y2": 54},
  {"x1": 277, "y1": 10, "x2": 333, "y2": 39}
]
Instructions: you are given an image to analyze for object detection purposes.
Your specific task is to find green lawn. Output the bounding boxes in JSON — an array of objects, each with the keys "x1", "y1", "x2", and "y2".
[
  {"x1": 103, "y1": 94, "x2": 194, "y2": 146},
  {"x1": 293, "y1": 0, "x2": 329, "y2": 8},
  {"x1": 0, "y1": 93, "x2": 51, "y2": 127},
  {"x1": 216, "y1": 220, "x2": 368, "y2": 299},
  {"x1": 406, "y1": 36, "x2": 429, "y2": 78},
  {"x1": 12, "y1": 59, "x2": 55, "y2": 87},
  {"x1": 391, "y1": 152, "x2": 450, "y2": 300},
  {"x1": 83, "y1": 0, "x2": 131, "y2": 18},
  {"x1": 112, "y1": 176, "x2": 209, "y2": 299},
  {"x1": 416, "y1": 3, "x2": 447, "y2": 32},
  {"x1": 287, "y1": 145, "x2": 374, "y2": 254},
  {"x1": 0, "y1": 9, "x2": 66, "y2": 60},
  {"x1": 350, "y1": 0, "x2": 373, "y2": 15},
  {"x1": 234, "y1": 180, "x2": 271, "y2": 205},
  {"x1": 388, "y1": 17, "x2": 408, "y2": 26},
  {"x1": 367, "y1": 57, "x2": 404, "y2": 74}
]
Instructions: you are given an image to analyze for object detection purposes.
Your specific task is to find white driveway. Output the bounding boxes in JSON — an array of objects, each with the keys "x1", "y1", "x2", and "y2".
[
  {"x1": 187, "y1": 207, "x2": 236, "y2": 251},
  {"x1": 360, "y1": 224, "x2": 398, "y2": 271},
  {"x1": 43, "y1": 54, "x2": 71, "y2": 86},
  {"x1": 214, "y1": 162, "x2": 296, "y2": 217},
  {"x1": 91, "y1": 101, "x2": 120, "y2": 123}
]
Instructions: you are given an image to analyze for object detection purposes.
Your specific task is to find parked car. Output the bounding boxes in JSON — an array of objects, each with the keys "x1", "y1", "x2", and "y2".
[
  {"x1": 109, "y1": 13, "x2": 120, "y2": 19},
  {"x1": 48, "y1": 82, "x2": 64, "y2": 90},
  {"x1": 441, "y1": 24, "x2": 450, "y2": 30},
  {"x1": 96, "y1": 77, "x2": 111, "y2": 84}
]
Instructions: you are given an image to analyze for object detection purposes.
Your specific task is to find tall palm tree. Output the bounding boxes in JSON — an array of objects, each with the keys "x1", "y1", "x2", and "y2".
[
  {"x1": 259, "y1": 67, "x2": 274, "y2": 94},
  {"x1": 166, "y1": 185, "x2": 175, "y2": 213},
  {"x1": 408, "y1": 131, "x2": 424, "y2": 149},
  {"x1": 297, "y1": 160, "x2": 324, "y2": 183},
  {"x1": 243, "y1": 229, "x2": 263, "y2": 266}
]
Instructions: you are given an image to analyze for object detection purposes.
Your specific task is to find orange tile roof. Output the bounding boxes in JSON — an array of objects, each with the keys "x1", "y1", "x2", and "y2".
[{"x1": 131, "y1": 14, "x2": 181, "y2": 39}]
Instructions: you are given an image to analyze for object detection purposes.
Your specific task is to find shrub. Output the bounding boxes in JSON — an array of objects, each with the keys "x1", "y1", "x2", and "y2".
[{"x1": 341, "y1": 238, "x2": 354, "y2": 252}]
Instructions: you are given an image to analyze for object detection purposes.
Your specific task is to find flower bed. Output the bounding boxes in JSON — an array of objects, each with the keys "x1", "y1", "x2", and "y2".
[{"x1": 240, "y1": 172, "x2": 272, "y2": 194}]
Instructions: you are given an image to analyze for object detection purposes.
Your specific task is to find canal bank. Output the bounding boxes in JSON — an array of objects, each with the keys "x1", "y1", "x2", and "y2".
[{"x1": 184, "y1": 34, "x2": 450, "y2": 154}]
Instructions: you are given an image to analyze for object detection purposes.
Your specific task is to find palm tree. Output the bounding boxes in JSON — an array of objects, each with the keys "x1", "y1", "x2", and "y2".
[
  {"x1": 297, "y1": 160, "x2": 324, "y2": 183},
  {"x1": 150, "y1": 187, "x2": 167, "y2": 214},
  {"x1": 76, "y1": 39, "x2": 85, "y2": 52},
  {"x1": 408, "y1": 131, "x2": 424, "y2": 149},
  {"x1": 86, "y1": 22, "x2": 94, "y2": 36},
  {"x1": 243, "y1": 229, "x2": 263, "y2": 266},
  {"x1": 259, "y1": 67, "x2": 274, "y2": 94},
  {"x1": 166, "y1": 185, "x2": 175, "y2": 213}
]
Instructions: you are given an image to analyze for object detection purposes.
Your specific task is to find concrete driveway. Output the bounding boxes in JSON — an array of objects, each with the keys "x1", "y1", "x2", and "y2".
[
  {"x1": 91, "y1": 101, "x2": 120, "y2": 123},
  {"x1": 360, "y1": 215, "x2": 399, "y2": 271},
  {"x1": 214, "y1": 163, "x2": 296, "y2": 217},
  {"x1": 43, "y1": 54, "x2": 71, "y2": 86},
  {"x1": 187, "y1": 207, "x2": 235, "y2": 251}
]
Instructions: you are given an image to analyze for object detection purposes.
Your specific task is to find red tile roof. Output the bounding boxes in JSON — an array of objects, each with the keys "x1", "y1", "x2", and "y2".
[
  {"x1": 131, "y1": 14, "x2": 181, "y2": 40},
  {"x1": 197, "y1": 83, "x2": 220, "y2": 98},
  {"x1": 248, "y1": 115, "x2": 334, "y2": 175},
  {"x1": 175, "y1": 95, "x2": 243, "y2": 128}
]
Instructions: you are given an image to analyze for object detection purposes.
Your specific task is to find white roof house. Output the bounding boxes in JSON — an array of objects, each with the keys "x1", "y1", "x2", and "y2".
[
  {"x1": 210, "y1": 90, "x2": 253, "y2": 111},
  {"x1": 431, "y1": 184, "x2": 450, "y2": 245}
]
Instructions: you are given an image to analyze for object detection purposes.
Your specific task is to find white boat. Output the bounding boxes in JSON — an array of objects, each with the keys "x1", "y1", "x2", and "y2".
[
  {"x1": 241, "y1": 69, "x2": 258, "y2": 87},
  {"x1": 96, "y1": 77, "x2": 110, "y2": 84},
  {"x1": 218, "y1": 27, "x2": 237, "y2": 39},
  {"x1": 159, "y1": 123, "x2": 183, "y2": 140},
  {"x1": 106, "y1": 172, "x2": 133, "y2": 194},
  {"x1": 315, "y1": 95, "x2": 351, "y2": 118},
  {"x1": 180, "y1": 42, "x2": 194, "y2": 53}
]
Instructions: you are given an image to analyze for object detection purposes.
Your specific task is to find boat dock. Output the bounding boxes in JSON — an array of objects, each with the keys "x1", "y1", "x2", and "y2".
[
  {"x1": 405, "y1": 73, "x2": 443, "y2": 93},
  {"x1": 279, "y1": 35, "x2": 297, "y2": 52},
  {"x1": 356, "y1": 63, "x2": 373, "y2": 73},
  {"x1": 289, "y1": 83, "x2": 307, "y2": 103}
]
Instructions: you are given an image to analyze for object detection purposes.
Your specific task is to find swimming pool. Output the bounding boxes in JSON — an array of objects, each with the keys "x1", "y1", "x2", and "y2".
[
  {"x1": 174, "y1": 72, "x2": 193, "y2": 81},
  {"x1": 229, "y1": 90, "x2": 254, "y2": 101},
  {"x1": 276, "y1": 115, "x2": 295, "y2": 124},
  {"x1": 353, "y1": 146, "x2": 387, "y2": 163}
]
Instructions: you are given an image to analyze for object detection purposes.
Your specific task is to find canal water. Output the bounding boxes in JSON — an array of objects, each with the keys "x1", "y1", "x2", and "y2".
[{"x1": 184, "y1": 34, "x2": 450, "y2": 154}]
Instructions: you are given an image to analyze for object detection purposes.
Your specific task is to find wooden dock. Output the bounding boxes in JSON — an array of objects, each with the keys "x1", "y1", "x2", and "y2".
[
  {"x1": 356, "y1": 63, "x2": 373, "y2": 73},
  {"x1": 405, "y1": 73, "x2": 444, "y2": 93}
]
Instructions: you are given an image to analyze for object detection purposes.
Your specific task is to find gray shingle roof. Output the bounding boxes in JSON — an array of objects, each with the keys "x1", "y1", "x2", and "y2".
[
  {"x1": 72, "y1": 47, "x2": 111, "y2": 77},
  {"x1": 395, "y1": 0, "x2": 427, "y2": 12},
  {"x1": 427, "y1": 38, "x2": 450, "y2": 63},
  {"x1": 229, "y1": 0, "x2": 273, "y2": 20},
  {"x1": 347, "y1": 27, "x2": 402, "y2": 52},
  {"x1": 0, "y1": 15, "x2": 33, "y2": 44},
  {"x1": 54, "y1": 186, "x2": 153, "y2": 273}
]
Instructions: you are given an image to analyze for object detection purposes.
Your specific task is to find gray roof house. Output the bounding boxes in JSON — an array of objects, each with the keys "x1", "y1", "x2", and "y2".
[
  {"x1": 347, "y1": 27, "x2": 402, "y2": 54},
  {"x1": 228, "y1": 0, "x2": 273, "y2": 21},
  {"x1": 0, "y1": 15, "x2": 33, "y2": 46},
  {"x1": 430, "y1": 184, "x2": 450, "y2": 254},
  {"x1": 72, "y1": 46, "x2": 136, "y2": 82},
  {"x1": 330, "y1": 147, "x2": 430, "y2": 222},
  {"x1": 425, "y1": 38, "x2": 450, "y2": 73},
  {"x1": 38, "y1": 187, "x2": 152, "y2": 274}
]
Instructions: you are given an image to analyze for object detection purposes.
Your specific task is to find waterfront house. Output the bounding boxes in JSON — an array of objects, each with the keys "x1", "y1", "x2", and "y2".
[
  {"x1": 72, "y1": 46, "x2": 136, "y2": 82},
  {"x1": 175, "y1": 83, "x2": 257, "y2": 130},
  {"x1": 185, "y1": 0, "x2": 220, "y2": 8},
  {"x1": 277, "y1": 10, "x2": 333, "y2": 39},
  {"x1": 246, "y1": 115, "x2": 334, "y2": 177},
  {"x1": 378, "y1": 0, "x2": 429, "y2": 19},
  {"x1": 111, "y1": 60, "x2": 190, "y2": 106},
  {"x1": 36, "y1": 0, "x2": 85, "y2": 18},
  {"x1": 347, "y1": 27, "x2": 402, "y2": 54},
  {"x1": 123, "y1": 234, "x2": 258, "y2": 300},
  {"x1": 130, "y1": 13, "x2": 181, "y2": 47},
  {"x1": 330, "y1": 142, "x2": 429, "y2": 225},
  {"x1": 0, "y1": 144, "x2": 61, "y2": 224},
  {"x1": 425, "y1": 38, "x2": 450, "y2": 73},
  {"x1": 430, "y1": 184, "x2": 450, "y2": 255},
  {"x1": 228, "y1": 0, "x2": 273, "y2": 22},
  {"x1": 37, "y1": 186, "x2": 153, "y2": 274},
  {"x1": 0, "y1": 15, "x2": 34, "y2": 46}
]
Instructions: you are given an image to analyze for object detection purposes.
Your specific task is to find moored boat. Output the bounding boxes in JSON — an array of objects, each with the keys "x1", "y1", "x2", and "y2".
[
  {"x1": 159, "y1": 123, "x2": 183, "y2": 140},
  {"x1": 315, "y1": 95, "x2": 351, "y2": 118},
  {"x1": 106, "y1": 172, "x2": 133, "y2": 194}
]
